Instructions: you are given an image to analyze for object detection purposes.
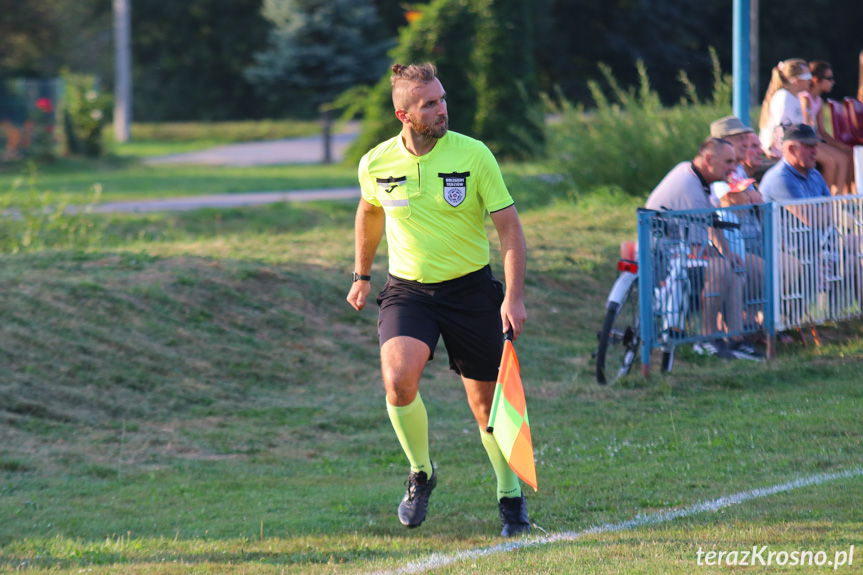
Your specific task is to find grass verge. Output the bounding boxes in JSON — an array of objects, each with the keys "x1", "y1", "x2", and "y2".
[
  {"x1": 104, "y1": 119, "x2": 324, "y2": 157},
  {"x1": 0, "y1": 162, "x2": 359, "y2": 202}
]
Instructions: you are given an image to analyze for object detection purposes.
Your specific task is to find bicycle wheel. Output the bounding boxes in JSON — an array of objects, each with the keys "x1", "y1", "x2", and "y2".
[{"x1": 596, "y1": 277, "x2": 641, "y2": 385}]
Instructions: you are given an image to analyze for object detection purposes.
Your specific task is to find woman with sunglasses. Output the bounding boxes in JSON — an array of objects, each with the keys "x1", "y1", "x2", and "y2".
[
  {"x1": 759, "y1": 58, "x2": 812, "y2": 160},
  {"x1": 800, "y1": 60, "x2": 855, "y2": 195}
]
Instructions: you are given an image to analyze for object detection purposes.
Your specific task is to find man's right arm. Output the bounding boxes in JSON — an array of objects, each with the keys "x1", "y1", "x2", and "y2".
[{"x1": 347, "y1": 198, "x2": 385, "y2": 311}]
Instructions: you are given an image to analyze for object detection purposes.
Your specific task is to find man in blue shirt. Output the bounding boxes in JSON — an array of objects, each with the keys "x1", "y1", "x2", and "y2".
[
  {"x1": 760, "y1": 123, "x2": 830, "y2": 206},
  {"x1": 760, "y1": 123, "x2": 862, "y2": 315}
]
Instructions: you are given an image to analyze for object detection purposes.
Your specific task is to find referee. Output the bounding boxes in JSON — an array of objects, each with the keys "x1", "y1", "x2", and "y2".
[{"x1": 346, "y1": 62, "x2": 530, "y2": 537}]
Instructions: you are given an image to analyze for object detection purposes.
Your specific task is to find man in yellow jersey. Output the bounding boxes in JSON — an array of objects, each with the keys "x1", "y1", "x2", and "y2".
[{"x1": 346, "y1": 62, "x2": 529, "y2": 537}]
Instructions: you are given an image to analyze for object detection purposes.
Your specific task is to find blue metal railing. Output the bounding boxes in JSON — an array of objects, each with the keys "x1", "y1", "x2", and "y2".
[
  {"x1": 637, "y1": 196, "x2": 863, "y2": 374},
  {"x1": 771, "y1": 195, "x2": 863, "y2": 331},
  {"x1": 638, "y1": 204, "x2": 775, "y2": 373}
]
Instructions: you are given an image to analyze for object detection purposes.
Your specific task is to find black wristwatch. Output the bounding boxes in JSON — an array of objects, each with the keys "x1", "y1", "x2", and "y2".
[{"x1": 351, "y1": 272, "x2": 371, "y2": 282}]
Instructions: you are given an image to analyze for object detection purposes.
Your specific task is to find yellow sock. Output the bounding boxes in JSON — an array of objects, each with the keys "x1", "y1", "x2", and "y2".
[
  {"x1": 480, "y1": 427, "x2": 522, "y2": 500},
  {"x1": 386, "y1": 393, "x2": 432, "y2": 475}
]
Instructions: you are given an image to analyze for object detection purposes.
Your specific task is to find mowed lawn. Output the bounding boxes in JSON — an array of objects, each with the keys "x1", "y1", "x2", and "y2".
[
  {"x1": 0, "y1": 167, "x2": 861, "y2": 574},
  {"x1": 0, "y1": 160, "x2": 359, "y2": 202},
  {"x1": 0, "y1": 119, "x2": 357, "y2": 202}
]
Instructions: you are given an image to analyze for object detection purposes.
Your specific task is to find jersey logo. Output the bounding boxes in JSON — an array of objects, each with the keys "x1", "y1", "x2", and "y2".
[
  {"x1": 376, "y1": 176, "x2": 407, "y2": 194},
  {"x1": 439, "y1": 171, "x2": 470, "y2": 207}
]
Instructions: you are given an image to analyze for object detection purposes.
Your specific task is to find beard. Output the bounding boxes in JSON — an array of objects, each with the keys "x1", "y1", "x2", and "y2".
[{"x1": 408, "y1": 113, "x2": 448, "y2": 139}]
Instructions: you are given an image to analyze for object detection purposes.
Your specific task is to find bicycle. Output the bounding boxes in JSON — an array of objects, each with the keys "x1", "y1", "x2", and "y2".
[
  {"x1": 594, "y1": 238, "x2": 644, "y2": 385},
  {"x1": 594, "y1": 210, "x2": 740, "y2": 385}
]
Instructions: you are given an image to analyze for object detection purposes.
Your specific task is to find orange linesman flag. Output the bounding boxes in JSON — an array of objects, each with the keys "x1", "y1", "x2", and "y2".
[{"x1": 486, "y1": 333, "x2": 538, "y2": 492}]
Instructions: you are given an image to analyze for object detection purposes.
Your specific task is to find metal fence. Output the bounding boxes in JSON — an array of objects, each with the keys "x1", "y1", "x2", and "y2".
[
  {"x1": 637, "y1": 205, "x2": 774, "y2": 372},
  {"x1": 0, "y1": 78, "x2": 63, "y2": 161},
  {"x1": 771, "y1": 195, "x2": 863, "y2": 331},
  {"x1": 637, "y1": 196, "x2": 863, "y2": 373}
]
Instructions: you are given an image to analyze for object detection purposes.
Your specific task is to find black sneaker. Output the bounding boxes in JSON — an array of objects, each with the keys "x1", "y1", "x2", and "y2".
[
  {"x1": 730, "y1": 337, "x2": 765, "y2": 361},
  {"x1": 498, "y1": 495, "x2": 530, "y2": 537},
  {"x1": 398, "y1": 469, "x2": 436, "y2": 528},
  {"x1": 692, "y1": 339, "x2": 736, "y2": 359}
]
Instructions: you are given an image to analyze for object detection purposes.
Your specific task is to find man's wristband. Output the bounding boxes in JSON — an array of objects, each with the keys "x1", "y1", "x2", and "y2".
[{"x1": 351, "y1": 272, "x2": 371, "y2": 282}]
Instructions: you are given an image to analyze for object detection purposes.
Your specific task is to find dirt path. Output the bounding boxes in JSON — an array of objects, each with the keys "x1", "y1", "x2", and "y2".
[
  {"x1": 143, "y1": 123, "x2": 359, "y2": 167},
  {"x1": 97, "y1": 124, "x2": 362, "y2": 213}
]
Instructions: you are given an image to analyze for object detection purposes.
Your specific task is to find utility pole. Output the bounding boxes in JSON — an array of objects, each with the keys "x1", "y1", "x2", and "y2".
[
  {"x1": 732, "y1": 0, "x2": 750, "y2": 126},
  {"x1": 113, "y1": 0, "x2": 132, "y2": 142},
  {"x1": 750, "y1": 0, "x2": 759, "y2": 110}
]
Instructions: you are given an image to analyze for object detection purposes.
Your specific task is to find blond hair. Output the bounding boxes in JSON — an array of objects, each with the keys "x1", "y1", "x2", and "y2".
[
  {"x1": 390, "y1": 62, "x2": 437, "y2": 110},
  {"x1": 759, "y1": 58, "x2": 809, "y2": 131}
]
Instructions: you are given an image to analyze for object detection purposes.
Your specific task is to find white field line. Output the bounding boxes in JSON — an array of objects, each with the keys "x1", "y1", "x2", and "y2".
[{"x1": 369, "y1": 467, "x2": 863, "y2": 575}]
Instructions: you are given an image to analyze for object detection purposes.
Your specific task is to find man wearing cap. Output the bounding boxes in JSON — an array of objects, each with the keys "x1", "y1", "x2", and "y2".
[
  {"x1": 709, "y1": 116, "x2": 769, "y2": 357},
  {"x1": 709, "y1": 116, "x2": 764, "y2": 206},
  {"x1": 713, "y1": 178, "x2": 766, "y2": 356},
  {"x1": 760, "y1": 124, "x2": 830, "y2": 207},
  {"x1": 760, "y1": 123, "x2": 861, "y2": 312},
  {"x1": 710, "y1": 116, "x2": 762, "y2": 204}
]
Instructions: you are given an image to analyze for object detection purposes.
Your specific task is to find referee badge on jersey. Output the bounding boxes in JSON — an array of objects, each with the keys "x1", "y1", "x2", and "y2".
[
  {"x1": 376, "y1": 176, "x2": 406, "y2": 194},
  {"x1": 439, "y1": 171, "x2": 470, "y2": 207}
]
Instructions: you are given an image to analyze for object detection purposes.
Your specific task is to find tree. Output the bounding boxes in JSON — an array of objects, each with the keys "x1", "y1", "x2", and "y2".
[
  {"x1": 472, "y1": 0, "x2": 543, "y2": 156},
  {"x1": 0, "y1": 0, "x2": 112, "y2": 79},
  {"x1": 245, "y1": 0, "x2": 392, "y2": 100},
  {"x1": 369, "y1": 0, "x2": 433, "y2": 38},
  {"x1": 347, "y1": 0, "x2": 542, "y2": 163},
  {"x1": 248, "y1": 0, "x2": 390, "y2": 102},
  {"x1": 532, "y1": 0, "x2": 732, "y2": 107},
  {"x1": 131, "y1": 0, "x2": 274, "y2": 121},
  {"x1": 245, "y1": 0, "x2": 391, "y2": 160}
]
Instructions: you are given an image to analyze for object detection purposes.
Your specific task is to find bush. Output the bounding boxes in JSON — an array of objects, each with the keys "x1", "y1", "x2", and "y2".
[
  {"x1": 545, "y1": 49, "x2": 733, "y2": 197},
  {"x1": 62, "y1": 72, "x2": 112, "y2": 157},
  {"x1": 346, "y1": 0, "x2": 479, "y2": 165},
  {"x1": 0, "y1": 165, "x2": 104, "y2": 253},
  {"x1": 345, "y1": 0, "x2": 543, "y2": 164}
]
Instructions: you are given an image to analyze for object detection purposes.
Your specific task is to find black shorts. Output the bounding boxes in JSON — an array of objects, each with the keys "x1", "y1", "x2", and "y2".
[{"x1": 376, "y1": 265, "x2": 505, "y2": 381}]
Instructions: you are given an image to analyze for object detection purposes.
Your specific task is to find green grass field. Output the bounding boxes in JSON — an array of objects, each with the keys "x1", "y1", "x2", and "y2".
[
  {"x1": 104, "y1": 119, "x2": 323, "y2": 157},
  {"x1": 1, "y1": 171, "x2": 861, "y2": 574},
  {"x1": 0, "y1": 159, "x2": 359, "y2": 202}
]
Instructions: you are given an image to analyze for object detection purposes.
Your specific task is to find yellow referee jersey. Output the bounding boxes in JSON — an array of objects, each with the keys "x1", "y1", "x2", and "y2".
[{"x1": 358, "y1": 131, "x2": 514, "y2": 283}]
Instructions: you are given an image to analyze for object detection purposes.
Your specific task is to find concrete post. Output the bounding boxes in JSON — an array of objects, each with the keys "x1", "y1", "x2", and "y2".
[{"x1": 113, "y1": 0, "x2": 132, "y2": 143}]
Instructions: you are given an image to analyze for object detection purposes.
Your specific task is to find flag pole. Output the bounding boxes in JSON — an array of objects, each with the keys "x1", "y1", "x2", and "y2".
[{"x1": 486, "y1": 329, "x2": 513, "y2": 433}]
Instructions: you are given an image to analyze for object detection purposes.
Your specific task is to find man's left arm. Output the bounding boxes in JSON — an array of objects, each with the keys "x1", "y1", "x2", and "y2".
[{"x1": 489, "y1": 205, "x2": 527, "y2": 340}]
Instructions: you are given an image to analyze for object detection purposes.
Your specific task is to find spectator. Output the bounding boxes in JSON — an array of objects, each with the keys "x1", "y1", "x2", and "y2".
[
  {"x1": 761, "y1": 123, "x2": 862, "y2": 319},
  {"x1": 710, "y1": 116, "x2": 764, "y2": 205},
  {"x1": 713, "y1": 180, "x2": 765, "y2": 345},
  {"x1": 759, "y1": 59, "x2": 812, "y2": 159},
  {"x1": 800, "y1": 60, "x2": 855, "y2": 196},
  {"x1": 709, "y1": 116, "x2": 766, "y2": 358},
  {"x1": 760, "y1": 124, "x2": 830, "y2": 214},
  {"x1": 743, "y1": 131, "x2": 766, "y2": 180},
  {"x1": 645, "y1": 138, "x2": 760, "y2": 360}
]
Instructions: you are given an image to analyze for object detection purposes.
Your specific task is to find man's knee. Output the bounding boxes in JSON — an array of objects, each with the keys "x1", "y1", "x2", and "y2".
[{"x1": 381, "y1": 336, "x2": 430, "y2": 405}]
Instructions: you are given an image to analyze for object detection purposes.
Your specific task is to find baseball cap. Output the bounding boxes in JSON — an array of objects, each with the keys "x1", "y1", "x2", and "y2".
[
  {"x1": 710, "y1": 116, "x2": 755, "y2": 138},
  {"x1": 782, "y1": 123, "x2": 825, "y2": 145}
]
